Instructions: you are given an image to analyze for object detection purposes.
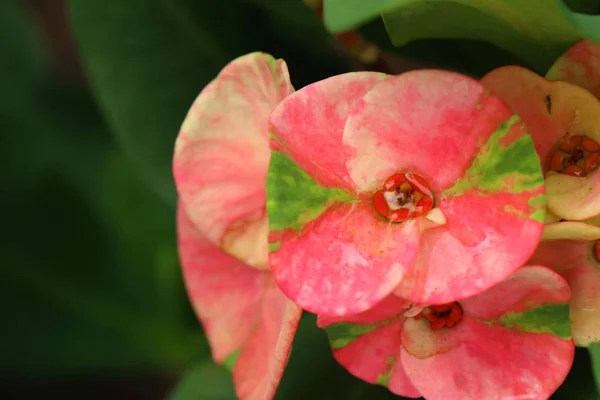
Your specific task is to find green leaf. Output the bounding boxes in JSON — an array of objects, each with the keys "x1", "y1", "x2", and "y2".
[
  {"x1": 323, "y1": 0, "x2": 600, "y2": 72},
  {"x1": 169, "y1": 362, "x2": 236, "y2": 400},
  {"x1": 591, "y1": 344, "x2": 600, "y2": 393},
  {"x1": 69, "y1": 0, "x2": 351, "y2": 204},
  {"x1": 266, "y1": 151, "x2": 354, "y2": 232},
  {"x1": 323, "y1": 0, "x2": 400, "y2": 33}
]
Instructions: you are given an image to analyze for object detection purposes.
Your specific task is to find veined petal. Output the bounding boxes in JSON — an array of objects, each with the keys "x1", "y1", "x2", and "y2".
[
  {"x1": 269, "y1": 71, "x2": 389, "y2": 192},
  {"x1": 547, "y1": 39, "x2": 600, "y2": 99},
  {"x1": 318, "y1": 296, "x2": 420, "y2": 398},
  {"x1": 401, "y1": 266, "x2": 573, "y2": 400},
  {"x1": 173, "y1": 52, "x2": 293, "y2": 269},
  {"x1": 233, "y1": 285, "x2": 302, "y2": 400},
  {"x1": 546, "y1": 170, "x2": 600, "y2": 220},
  {"x1": 344, "y1": 70, "x2": 517, "y2": 193},
  {"x1": 177, "y1": 203, "x2": 264, "y2": 362},
  {"x1": 178, "y1": 204, "x2": 301, "y2": 399},
  {"x1": 270, "y1": 201, "x2": 420, "y2": 316}
]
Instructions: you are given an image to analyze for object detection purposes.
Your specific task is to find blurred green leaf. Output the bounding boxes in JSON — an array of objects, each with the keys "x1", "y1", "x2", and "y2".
[
  {"x1": 69, "y1": 0, "x2": 350, "y2": 205},
  {"x1": 591, "y1": 344, "x2": 600, "y2": 393},
  {"x1": 323, "y1": 0, "x2": 600, "y2": 73},
  {"x1": 169, "y1": 362, "x2": 236, "y2": 400}
]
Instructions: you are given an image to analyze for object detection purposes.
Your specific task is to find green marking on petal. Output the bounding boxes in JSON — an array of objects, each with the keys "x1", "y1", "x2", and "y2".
[
  {"x1": 375, "y1": 356, "x2": 396, "y2": 387},
  {"x1": 269, "y1": 241, "x2": 281, "y2": 252},
  {"x1": 323, "y1": 322, "x2": 381, "y2": 350},
  {"x1": 266, "y1": 151, "x2": 355, "y2": 231},
  {"x1": 444, "y1": 116, "x2": 544, "y2": 200},
  {"x1": 490, "y1": 303, "x2": 571, "y2": 339},
  {"x1": 222, "y1": 349, "x2": 240, "y2": 371},
  {"x1": 528, "y1": 194, "x2": 547, "y2": 223}
]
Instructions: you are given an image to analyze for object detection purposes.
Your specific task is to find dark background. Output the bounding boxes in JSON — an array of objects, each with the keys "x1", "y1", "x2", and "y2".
[{"x1": 1, "y1": 0, "x2": 599, "y2": 399}]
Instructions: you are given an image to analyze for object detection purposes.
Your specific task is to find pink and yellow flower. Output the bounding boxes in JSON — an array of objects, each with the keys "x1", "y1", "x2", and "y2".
[
  {"x1": 173, "y1": 52, "x2": 302, "y2": 400},
  {"x1": 267, "y1": 70, "x2": 545, "y2": 316},
  {"x1": 318, "y1": 266, "x2": 574, "y2": 400}
]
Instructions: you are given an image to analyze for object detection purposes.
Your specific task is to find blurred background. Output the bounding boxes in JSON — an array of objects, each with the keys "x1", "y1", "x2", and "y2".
[{"x1": 2, "y1": 0, "x2": 600, "y2": 399}]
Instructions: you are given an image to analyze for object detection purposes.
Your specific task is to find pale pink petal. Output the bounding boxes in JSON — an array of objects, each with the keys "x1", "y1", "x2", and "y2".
[
  {"x1": 394, "y1": 191, "x2": 543, "y2": 304},
  {"x1": 177, "y1": 203, "x2": 264, "y2": 362},
  {"x1": 401, "y1": 317, "x2": 573, "y2": 400},
  {"x1": 233, "y1": 284, "x2": 302, "y2": 400},
  {"x1": 271, "y1": 202, "x2": 420, "y2": 316},
  {"x1": 459, "y1": 265, "x2": 571, "y2": 320},
  {"x1": 331, "y1": 323, "x2": 421, "y2": 398},
  {"x1": 531, "y1": 240, "x2": 600, "y2": 345},
  {"x1": 547, "y1": 39, "x2": 600, "y2": 99},
  {"x1": 317, "y1": 295, "x2": 412, "y2": 327},
  {"x1": 546, "y1": 171, "x2": 600, "y2": 220},
  {"x1": 344, "y1": 69, "x2": 510, "y2": 192},
  {"x1": 173, "y1": 52, "x2": 293, "y2": 269},
  {"x1": 482, "y1": 65, "x2": 600, "y2": 175},
  {"x1": 268, "y1": 71, "x2": 389, "y2": 192}
]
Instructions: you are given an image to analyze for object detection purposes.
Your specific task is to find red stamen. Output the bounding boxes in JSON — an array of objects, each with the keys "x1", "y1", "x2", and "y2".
[
  {"x1": 549, "y1": 150, "x2": 567, "y2": 172},
  {"x1": 373, "y1": 172, "x2": 435, "y2": 223},
  {"x1": 582, "y1": 136, "x2": 600, "y2": 152},
  {"x1": 373, "y1": 190, "x2": 390, "y2": 217},
  {"x1": 564, "y1": 164, "x2": 585, "y2": 177},
  {"x1": 418, "y1": 302, "x2": 463, "y2": 331},
  {"x1": 585, "y1": 153, "x2": 600, "y2": 173},
  {"x1": 560, "y1": 136, "x2": 582, "y2": 152},
  {"x1": 383, "y1": 173, "x2": 407, "y2": 191}
]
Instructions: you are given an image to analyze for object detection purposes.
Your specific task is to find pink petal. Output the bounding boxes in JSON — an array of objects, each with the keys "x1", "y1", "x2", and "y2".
[
  {"x1": 531, "y1": 240, "x2": 600, "y2": 345},
  {"x1": 394, "y1": 190, "x2": 544, "y2": 303},
  {"x1": 547, "y1": 39, "x2": 600, "y2": 99},
  {"x1": 459, "y1": 265, "x2": 571, "y2": 320},
  {"x1": 317, "y1": 295, "x2": 420, "y2": 398},
  {"x1": 177, "y1": 203, "x2": 264, "y2": 362},
  {"x1": 400, "y1": 266, "x2": 573, "y2": 399},
  {"x1": 233, "y1": 285, "x2": 302, "y2": 400},
  {"x1": 401, "y1": 316, "x2": 573, "y2": 400},
  {"x1": 173, "y1": 52, "x2": 293, "y2": 269},
  {"x1": 344, "y1": 70, "x2": 511, "y2": 192},
  {"x1": 271, "y1": 202, "x2": 420, "y2": 316},
  {"x1": 481, "y1": 65, "x2": 600, "y2": 174},
  {"x1": 268, "y1": 71, "x2": 389, "y2": 192},
  {"x1": 178, "y1": 203, "x2": 302, "y2": 399}
]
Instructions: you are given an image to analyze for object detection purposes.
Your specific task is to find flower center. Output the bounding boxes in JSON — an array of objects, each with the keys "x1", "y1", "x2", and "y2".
[
  {"x1": 414, "y1": 302, "x2": 463, "y2": 330},
  {"x1": 549, "y1": 135, "x2": 600, "y2": 177},
  {"x1": 372, "y1": 173, "x2": 434, "y2": 222}
]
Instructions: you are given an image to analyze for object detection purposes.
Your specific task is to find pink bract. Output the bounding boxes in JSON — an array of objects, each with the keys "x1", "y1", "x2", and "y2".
[
  {"x1": 267, "y1": 70, "x2": 545, "y2": 316},
  {"x1": 530, "y1": 239, "x2": 600, "y2": 346},
  {"x1": 178, "y1": 204, "x2": 301, "y2": 400},
  {"x1": 482, "y1": 41, "x2": 600, "y2": 238},
  {"x1": 173, "y1": 52, "x2": 294, "y2": 270},
  {"x1": 318, "y1": 266, "x2": 574, "y2": 400},
  {"x1": 173, "y1": 53, "x2": 301, "y2": 400}
]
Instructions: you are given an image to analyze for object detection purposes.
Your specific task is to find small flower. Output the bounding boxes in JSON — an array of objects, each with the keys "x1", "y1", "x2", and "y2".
[
  {"x1": 267, "y1": 70, "x2": 545, "y2": 316},
  {"x1": 530, "y1": 239, "x2": 600, "y2": 346},
  {"x1": 173, "y1": 53, "x2": 301, "y2": 400},
  {"x1": 318, "y1": 266, "x2": 574, "y2": 400},
  {"x1": 482, "y1": 40, "x2": 600, "y2": 241}
]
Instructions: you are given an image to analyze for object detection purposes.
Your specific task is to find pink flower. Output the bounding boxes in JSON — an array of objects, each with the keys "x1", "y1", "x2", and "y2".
[
  {"x1": 173, "y1": 52, "x2": 302, "y2": 400},
  {"x1": 318, "y1": 266, "x2": 574, "y2": 400},
  {"x1": 482, "y1": 40, "x2": 600, "y2": 241},
  {"x1": 530, "y1": 240, "x2": 600, "y2": 346},
  {"x1": 266, "y1": 70, "x2": 545, "y2": 317}
]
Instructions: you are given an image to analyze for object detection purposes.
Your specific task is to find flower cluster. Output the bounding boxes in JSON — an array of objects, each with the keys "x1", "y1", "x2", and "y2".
[{"x1": 173, "y1": 40, "x2": 600, "y2": 400}]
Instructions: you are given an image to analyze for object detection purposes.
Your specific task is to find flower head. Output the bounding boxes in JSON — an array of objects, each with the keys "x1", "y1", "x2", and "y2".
[
  {"x1": 318, "y1": 266, "x2": 574, "y2": 400},
  {"x1": 173, "y1": 52, "x2": 301, "y2": 400},
  {"x1": 267, "y1": 70, "x2": 545, "y2": 316},
  {"x1": 482, "y1": 40, "x2": 600, "y2": 241}
]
